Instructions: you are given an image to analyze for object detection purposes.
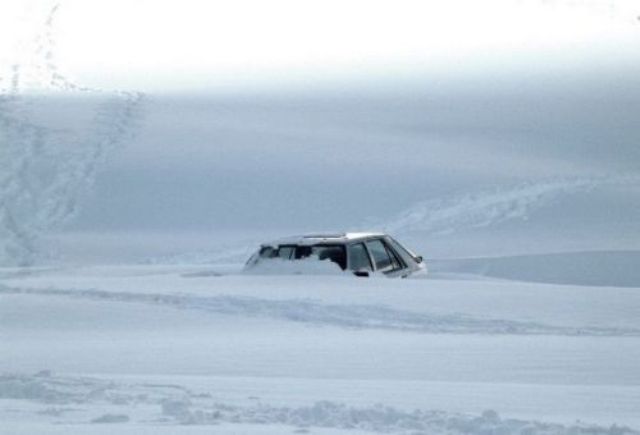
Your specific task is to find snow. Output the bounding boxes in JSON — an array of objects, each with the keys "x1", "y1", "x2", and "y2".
[
  {"x1": 2, "y1": 372, "x2": 639, "y2": 435},
  {"x1": 430, "y1": 250, "x2": 640, "y2": 288},
  {"x1": 2, "y1": 3, "x2": 640, "y2": 434},
  {"x1": 2, "y1": 265, "x2": 640, "y2": 434},
  {"x1": 0, "y1": 4, "x2": 144, "y2": 267},
  {"x1": 378, "y1": 175, "x2": 640, "y2": 237},
  {"x1": 244, "y1": 257, "x2": 347, "y2": 276}
]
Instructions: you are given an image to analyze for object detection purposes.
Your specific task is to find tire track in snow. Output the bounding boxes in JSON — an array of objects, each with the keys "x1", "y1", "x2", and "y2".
[
  {"x1": 2, "y1": 284, "x2": 639, "y2": 337},
  {"x1": 1, "y1": 372, "x2": 638, "y2": 435}
]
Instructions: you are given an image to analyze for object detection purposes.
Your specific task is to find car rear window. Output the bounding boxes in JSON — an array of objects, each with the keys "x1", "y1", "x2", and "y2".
[
  {"x1": 277, "y1": 246, "x2": 295, "y2": 259},
  {"x1": 259, "y1": 246, "x2": 276, "y2": 258}
]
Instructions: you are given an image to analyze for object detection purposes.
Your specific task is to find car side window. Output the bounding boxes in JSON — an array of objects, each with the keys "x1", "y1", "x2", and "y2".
[
  {"x1": 348, "y1": 243, "x2": 372, "y2": 271},
  {"x1": 365, "y1": 239, "x2": 403, "y2": 272},
  {"x1": 277, "y1": 245, "x2": 295, "y2": 259}
]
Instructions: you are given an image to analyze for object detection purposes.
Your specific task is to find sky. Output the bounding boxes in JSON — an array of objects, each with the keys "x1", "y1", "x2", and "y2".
[{"x1": 1, "y1": 0, "x2": 639, "y2": 93}]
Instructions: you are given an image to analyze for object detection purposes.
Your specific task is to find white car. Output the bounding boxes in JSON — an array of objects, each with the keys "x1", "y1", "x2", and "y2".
[{"x1": 244, "y1": 232, "x2": 426, "y2": 278}]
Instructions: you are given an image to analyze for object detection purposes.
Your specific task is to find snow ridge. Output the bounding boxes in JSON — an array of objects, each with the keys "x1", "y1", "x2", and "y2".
[
  {"x1": 1, "y1": 372, "x2": 637, "y2": 435},
  {"x1": 0, "y1": 4, "x2": 144, "y2": 266},
  {"x1": 2, "y1": 284, "x2": 638, "y2": 337},
  {"x1": 379, "y1": 175, "x2": 640, "y2": 236}
]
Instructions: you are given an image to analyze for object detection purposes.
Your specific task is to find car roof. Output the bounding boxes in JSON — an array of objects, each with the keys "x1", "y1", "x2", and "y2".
[{"x1": 262, "y1": 232, "x2": 385, "y2": 247}]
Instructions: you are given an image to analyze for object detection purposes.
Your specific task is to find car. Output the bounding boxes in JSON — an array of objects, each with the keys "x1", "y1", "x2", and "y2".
[{"x1": 244, "y1": 232, "x2": 426, "y2": 278}]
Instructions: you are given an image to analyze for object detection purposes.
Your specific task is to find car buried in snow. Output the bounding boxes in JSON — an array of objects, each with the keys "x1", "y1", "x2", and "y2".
[{"x1": 244, "y1": 233, "x2": 426, "y2": 278}]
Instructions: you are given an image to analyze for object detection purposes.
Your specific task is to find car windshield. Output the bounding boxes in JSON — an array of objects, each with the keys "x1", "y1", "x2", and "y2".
[{"x1": 260, "y1": 244, "x2": 346, "y2": 270}]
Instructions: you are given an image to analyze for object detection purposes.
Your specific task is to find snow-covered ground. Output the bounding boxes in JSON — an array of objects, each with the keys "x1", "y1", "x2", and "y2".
[{"x1": 2, "y1": 258, "x2": 640, "y2": 434}]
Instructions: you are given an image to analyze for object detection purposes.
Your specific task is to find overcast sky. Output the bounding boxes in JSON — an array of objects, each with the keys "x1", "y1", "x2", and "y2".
[{"x1": 2, "y1": 0, "x2": 639, "y2": 93}]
